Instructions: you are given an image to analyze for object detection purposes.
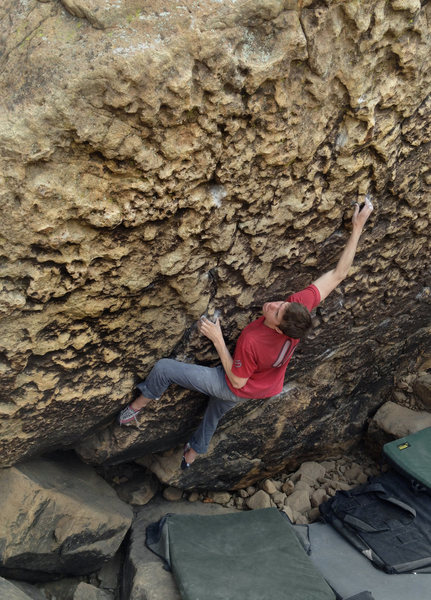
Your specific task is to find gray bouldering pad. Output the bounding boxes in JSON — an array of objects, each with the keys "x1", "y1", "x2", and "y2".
[
  {"x1": 298, "y1": 521, "x2": 431, "y2": 600},
  {"x1": 146, "y1": 507, "x2": 336, "y2": 600},
  {"x1": 122, "y1": 495, "x2": 239, "y2": 600}
]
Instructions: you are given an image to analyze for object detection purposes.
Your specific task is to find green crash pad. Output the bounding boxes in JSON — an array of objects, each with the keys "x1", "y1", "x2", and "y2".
[
  {"x1": 146, "y1": 507, "x2": 336, "y2": 600},
  {"x1": 383, "y1": 426, "x2": 431, "y2": 491}
]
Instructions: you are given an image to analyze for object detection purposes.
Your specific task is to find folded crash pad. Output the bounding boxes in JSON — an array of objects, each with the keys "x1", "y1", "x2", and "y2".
[
  {"x1": 146, "y1": 507, "x2": 336, "y2": 600},
  {"x1": 296, "y1": 521, "x2": 431, "y2": 600},
  {"x1": 320, "y1": 471, "x2": 431, "y2": 574},
  {"x1": 383, "y1": 426, "x2": 431, "y2": 492}
]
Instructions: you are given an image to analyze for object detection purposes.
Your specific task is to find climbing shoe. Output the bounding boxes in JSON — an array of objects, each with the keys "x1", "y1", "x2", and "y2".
[
  {"x1": 181, "y1": 442, "x2": 192, "y2": 470},
  {"x1": 118, "y1": 404, "x2": 142, "y2": 426}
]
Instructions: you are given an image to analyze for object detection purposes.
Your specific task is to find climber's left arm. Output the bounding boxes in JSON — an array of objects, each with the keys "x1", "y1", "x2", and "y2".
[{"x1": 313, "y1": 197, "x2": 373, "y2": 302}]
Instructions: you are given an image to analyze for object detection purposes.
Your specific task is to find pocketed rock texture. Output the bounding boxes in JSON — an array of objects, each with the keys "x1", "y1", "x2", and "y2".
[
  {"x1": 0, "y1": 0, "x2": 430, "y2": 488},
  {"x1": 0, "y1": 454, "x2": 133, "y2": 581}
]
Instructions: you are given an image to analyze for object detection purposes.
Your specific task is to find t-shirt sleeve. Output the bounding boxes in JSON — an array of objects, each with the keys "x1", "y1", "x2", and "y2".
[
  {"x1": 231, "y1": 330, "x2": 258, "y2": 378},
  {"x1": 287, "y1": 284, "x2": 321, "y2": 311}
]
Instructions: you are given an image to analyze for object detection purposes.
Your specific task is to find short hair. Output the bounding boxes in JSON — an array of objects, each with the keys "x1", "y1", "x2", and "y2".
[{"x1": 278, "y1": 302, "x2": 312, "y2": 339}]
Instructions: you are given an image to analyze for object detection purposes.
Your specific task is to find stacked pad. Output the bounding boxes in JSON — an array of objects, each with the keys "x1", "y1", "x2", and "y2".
[
  {"x1": 383, "y1": 426, "x2": 431, "y2": 492},
  {"x1": 320, "y1": 469, "x2": 431, "y2": 573},
  {"x1": 146, "y1": 507, "x2": 337, "y2": 600},
  {"x1": 296, "y1": 521, "x2": 431, "y2": 600}
]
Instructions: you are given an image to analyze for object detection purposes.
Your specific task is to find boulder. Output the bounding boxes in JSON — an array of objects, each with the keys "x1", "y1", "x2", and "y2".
[
  {"x1": 245, "y1": 490, "x2": 272, "y2": 510},
  {"x1": 0, "y1": 577, "x2": 42, "y2": 600},
  {"x1": 281, "y1": 506, "x2": 295, "y2": 523},
  {"x1": 162, "y1": 487, "x2": 183, "y2": 502},
  {"x1": 66, "y1": 582, "x2": 113, "y2": 600},
  {"x1": 96, "y1": 552, "x2": 122, "y2": 597},
  {"x1": 285, "y1": 490, "x2": 311, "y2": 515},
  {"x1": 372, "y1": 401, "x2": 431, "y2": 438},
  {"x1": 41, "y1": 580, "x2": 113, "y2": 600},
  {"x1": 272, "y1": 491, "x2": 287, "y2": 507},
  {"x1": 294, "y1": 481, "x2": 313, "y2": 494},
  {"x1": 115, "y1": 471, "x2": 159, "y2": 506},
  {"x1": 412, "y1": 372, "x2": 431, "y2": 408},
  {"x1": 295, "y1": 462, "x2": 326, "y2": 482},
  {"x1": 344, "y1": 463, "x2": 365, "y2": 482},
  {"x1": 310, "y1": 489, "x2": 329, "y2": 508},
  {"x1": 235, "y1": 497, "x2": 246, "y2": 509},
  {"x1": 332, "y1": 481, "x2": 355, "y2": 492},
  {"x1": 293, "y1": 513, "x2": 309, "y2": 525},
  {"x1": 0, "y1": 0, "x2": 430, "y2": 491},
  {"x1": 261, "y1": 479, "x2": 278, "y2": 495},
  {"x1": 0, "y1": 454, "x2": 132, "y2": 581},
  {"x1": 207, "y1": 491, "x2": 232, "y2": 505},
  {"x1": 281, "y1": 480, "x2": 295, "y2": 495},
  {"x1": 307, "y1": 508, "x2": 321, "y2": 523}
]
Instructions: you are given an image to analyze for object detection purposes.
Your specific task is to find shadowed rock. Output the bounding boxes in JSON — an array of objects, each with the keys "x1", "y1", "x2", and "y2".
[
  {"x1": 0, "y1": 454, "x2": 133, "y2": 581},
  {"x1": 0, "y1": 577, "x2": 39, "y2": 600}
]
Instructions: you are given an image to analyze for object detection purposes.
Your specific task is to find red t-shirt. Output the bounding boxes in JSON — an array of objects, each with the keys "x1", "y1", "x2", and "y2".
[{"x1": 226, "y1": 284, "x2": 320, "y2": 399}]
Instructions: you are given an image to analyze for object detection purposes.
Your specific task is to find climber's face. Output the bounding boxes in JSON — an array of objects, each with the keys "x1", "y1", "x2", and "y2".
[{"x1": 262, "y1": 301, "x2": 288, "y2": 330}]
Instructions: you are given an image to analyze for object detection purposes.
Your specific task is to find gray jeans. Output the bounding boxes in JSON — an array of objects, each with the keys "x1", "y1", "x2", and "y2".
[{"x1": 136, "y1": 359, "x2": 244, "y2": 454}]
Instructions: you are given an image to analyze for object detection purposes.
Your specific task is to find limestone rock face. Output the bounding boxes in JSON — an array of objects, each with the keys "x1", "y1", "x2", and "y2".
[
  {"x1": 0, "y1": 455, "x2": 133, "y2": 581},
  {"x1": 0, "y1": 0, "x2": 430, "y2": 485}
]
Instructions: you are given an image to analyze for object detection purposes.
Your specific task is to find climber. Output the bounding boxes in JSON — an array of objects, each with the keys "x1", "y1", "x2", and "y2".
[{"x1": 118, "y1": 197, "x2": 374, "y2": 469}]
